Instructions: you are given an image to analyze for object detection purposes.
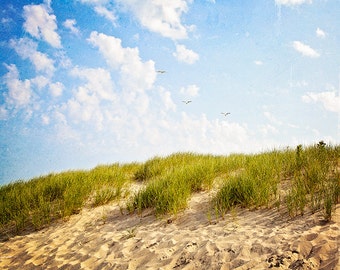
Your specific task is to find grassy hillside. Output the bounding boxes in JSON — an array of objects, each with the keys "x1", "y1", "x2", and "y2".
[{"x1": 1, "y1": 141, "x2": 339, "y2": 240}]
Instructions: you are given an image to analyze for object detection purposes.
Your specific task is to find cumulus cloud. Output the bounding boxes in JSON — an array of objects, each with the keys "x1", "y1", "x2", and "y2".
[
  {"x1": 292, "y1": 41, "x2": 320, "y2": 58},
  {"x1": 30, "y1": 75, "x2": 49, "y2": 90},
  {"x1": 115, "y1": 0, "x2": 193, "y2": 40},
  {"x1": 316, "y1": 27, "x2": 326, "y2": 38},
  {"x1": 57, "y1": 67, "x2": 117, "y2": 130},
  {"x1": 23, "y1": 3, "x2": 62, "y2": 48},
  {"x1": 70, "y1": 67, "x2": 116, "y2": 101},
  {"x1": 49, "y1": 82, "x2": 64, "y2": 97},
  {"x1": 10, "y1": 38, "x2": 55, "y2": 76},
  {"x1": 302, "y1": 91, "x2": 340, "y2": 113},
  {"x1": 173, "y1": 44, "x2": 199, "y2": 64},
  {"x1": 254, "y1": 60, "x2": 263, "y2": 65},
  {"x1": 159, "y1": 87, "x2": 176, "y2": 112},
  {"x1": 3, "y1": 64, "x2": 32, "y2": 107},
  {"x1": 170, "y1": 113, "x2": 251, "y2": 153},
  {"x1": 275, "y1": 0, "x2": 312, "y2": 6},
  {"x1": 88, "y1": 31, "x2": 156, "y2": 92},
  {"x1": 180, "y1": 84, "x2": 199, "y2": 97},
  {"x1": 63, "y1": 19, "x2": 80, "y2": 35}
]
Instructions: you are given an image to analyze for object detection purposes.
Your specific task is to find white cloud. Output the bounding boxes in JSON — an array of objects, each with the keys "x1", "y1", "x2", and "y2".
[
  {"x1": 180, "y1": 84, "x2": 199, "y2": 97},
  {"x1": 159, "y1": 87, "x2": 176, "y2": 112},
  {"x1": 10, "y1": 38, "x2": 55, "y2": 75},
  {"x1": 0, "y1": 106, "x2": 8, "y2": 120},
  {"x1": 23, "y1": 3, "x2": 62, "y2": 48},
  {"x1": 173, "y1": 44, "x2": 199, "y2": 64},
  {"x1": 31, "y1": 75, "x2": 49, "y2": 89},
  {"x1": 49, "y1": 82, "x2": 64, "y2": 97},
  {"x1": 59, "y1": 67, "x2": 117, "y2": 130},
  {"x1": 302, "y1": 91, "x2": 340, "y2": 113},
  {"x1": 254, "y1": 60, "x2": 263, "y2": 65},
  {"x1": 41, "y1": 114, "x2": 50, "y2": 125},
  {"x1": 70, "y1": 67, "x2": 116, "y2": 101},
  {"x1": 115, "y1": 0, "x2": 193, "y2": 40},
  {"x1": 275, "y1": 0, "x2": 312, "y2": 6},
  {"x1": 80, "y1": 0, "x2": 109, "y2": 4},
  {"x1": 63, "y1": 19, "x2": 80, "y2": 35},
  {"x1": 79, "y1": 0, "x2": 116, "y2": 25},
  {"x1": 88, "y1": 31, "x2": 156, "y2": 92},
  {"x1": 3, "y1": 64, "x2": 32, "y2": 107},
  {"x1": 169, "y1": 113, "x2": 251, "y2": 154},
  {"x1": 292, "y1": 41, "x2": 320, "y2": 58},
  {"x1": 94, "y1": 6, "x2": 117, "y2": 25},
  {"x1": 316, "y1": 27, "x2": 326, "y2": 38}
]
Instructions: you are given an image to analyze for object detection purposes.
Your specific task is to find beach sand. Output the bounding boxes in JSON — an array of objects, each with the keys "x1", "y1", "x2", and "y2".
[{"x1": 1, "y1": 188, "x2": 339, "y2": 270}]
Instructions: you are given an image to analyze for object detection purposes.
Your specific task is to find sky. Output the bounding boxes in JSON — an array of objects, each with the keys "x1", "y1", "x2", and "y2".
[{"x1": 0, "y1": 0, "x2": 339, "y2": 184}]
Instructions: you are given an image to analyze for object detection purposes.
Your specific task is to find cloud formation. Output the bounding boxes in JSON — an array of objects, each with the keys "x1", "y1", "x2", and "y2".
[
  {"x1": 292, "y1": 41, "x2": 319, "y2": 58},
  {"x1": 63, "y1": 19, "x2": 80, "y2": 36},
  {"x1": 275, "y1": 0, "x2": 312, "y2": 6},
  {"x1": 3, "y1": 64, "x2": 32, "y2": 108},
  {"x1": 173, "y1": 44, "x2": 199, "y2": 64},
  {"x1": 88, "y1": 31, "x2": 156, "y2": 92},
  {"x1": 23, "y1": 3, "x2": 62, "y2": 48},
  {"x1": 10, "y1": 38, "x2": 55, "y2": 76},
  {"x1": 316, "y1": 28, "x2": 326, "y2": 38},
  {"x1": 115, "y1": 0, "x2": 192, "y2": 40},
  {"x1": 302, "y1": 91, "x2": 340, "y2": 113}
]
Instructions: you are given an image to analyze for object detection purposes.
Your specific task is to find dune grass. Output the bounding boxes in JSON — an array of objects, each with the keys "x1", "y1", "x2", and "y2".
[
  {"x1": 0, "y1": 142, "x2": 339, "y2": 239},
  {"x1": 128, "y1": 153, "x2": 220, "y2": 215},
  {"x1": 0, "y1": 163, "x2": 138, "y2": 237},
  {"x1": 214, "y1": 142, "x2": 340, "y2": 220}
]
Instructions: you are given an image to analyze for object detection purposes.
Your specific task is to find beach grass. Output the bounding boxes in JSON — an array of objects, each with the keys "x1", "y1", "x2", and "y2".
[
  {"x1": 128, "y1": 153, "x2": 218, "y2": 215},
  {"x1": 214, "y1": 141, "x2": 340, "y2": 220},
  {"x1": 0, "y1": 163, "x2": 139, "y2": 236},
  {"x1": 0, "y1": 142, "x2": 339, "y2": 239}
]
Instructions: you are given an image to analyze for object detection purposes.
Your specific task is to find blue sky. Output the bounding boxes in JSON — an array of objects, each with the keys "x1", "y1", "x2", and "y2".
[{"x1": 0, "y1": 0, "x2": 339, "y2": 184}]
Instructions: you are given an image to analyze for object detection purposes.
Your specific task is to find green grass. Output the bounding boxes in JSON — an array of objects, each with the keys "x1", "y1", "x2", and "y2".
[
  {"x1": 0, "y1": 163, "x2": 139, "y2": 238},
  {"x1": 1, "y1": 142, "x2": 339, "y2": 240},
  {"x1": 214, "y1": 142, "x2": 340, "y2": 220},
  {"x1": 128, "y1": 153, "x2": 220, "y2": 215}
]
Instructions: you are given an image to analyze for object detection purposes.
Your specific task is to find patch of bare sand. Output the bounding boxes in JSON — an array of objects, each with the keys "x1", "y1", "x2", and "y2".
[{"x1": 0, "y1": 187, "x2": 339, "y2": 270}]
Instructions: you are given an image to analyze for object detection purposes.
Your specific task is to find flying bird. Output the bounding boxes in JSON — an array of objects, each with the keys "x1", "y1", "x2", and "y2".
[
  {"x1": 182, "y1": 100, "x2": 192, "y2": 104},
  {"x1": 221, "y1": 112, "x2": 231, "y2": 116},
  {"x1": 157, "y1": 70, "x2": 166, "y2": 74}
]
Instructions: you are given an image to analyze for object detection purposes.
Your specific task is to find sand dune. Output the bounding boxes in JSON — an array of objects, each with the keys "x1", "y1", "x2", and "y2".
[{"x1": 0, "y1": 189, "x2": 339, "y2": 270}]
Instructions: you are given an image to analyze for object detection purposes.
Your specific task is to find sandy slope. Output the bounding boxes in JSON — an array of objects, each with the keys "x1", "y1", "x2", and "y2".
[{"x1": 0, "y1": 188, "x2": 339, "y2": 270}]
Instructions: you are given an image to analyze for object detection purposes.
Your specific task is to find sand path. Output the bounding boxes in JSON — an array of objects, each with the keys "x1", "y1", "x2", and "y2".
[{"x1": 0, "y1": 189, "x2": 339, "y2": 270}]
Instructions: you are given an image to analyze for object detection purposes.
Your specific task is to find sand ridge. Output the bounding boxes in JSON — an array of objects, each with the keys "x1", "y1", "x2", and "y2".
[{"x1": 0, "y1": 189, "x2": 339, "y2": 270}]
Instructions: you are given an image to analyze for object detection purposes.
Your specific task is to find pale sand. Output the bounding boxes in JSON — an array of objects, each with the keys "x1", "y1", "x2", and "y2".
[{"x1": 0, "y1": 188, "x2": 339, "y2": 270}]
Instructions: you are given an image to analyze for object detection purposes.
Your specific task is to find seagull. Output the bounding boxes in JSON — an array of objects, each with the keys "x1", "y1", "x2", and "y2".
[
  {"x1": 157, "y1": 70, "x2": 166, "y2": 74},
  {"x1": 221, "y1": 112, "x2": 231, "y2": 116},
  {"x1": 182, "y1": 100, "x2": 192, "y2": 104}
]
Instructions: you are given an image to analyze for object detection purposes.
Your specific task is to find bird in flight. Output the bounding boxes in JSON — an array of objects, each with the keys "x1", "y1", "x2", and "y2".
[
  {"x1": 221, "y1": 112, "x2": 231, "y2": 116},
  {"x1": 157, "y1": 70, "x2": 166, "y2": 74},
  {"x1": 182, "y1": 100, "x2": 192, "y2": 104}
]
